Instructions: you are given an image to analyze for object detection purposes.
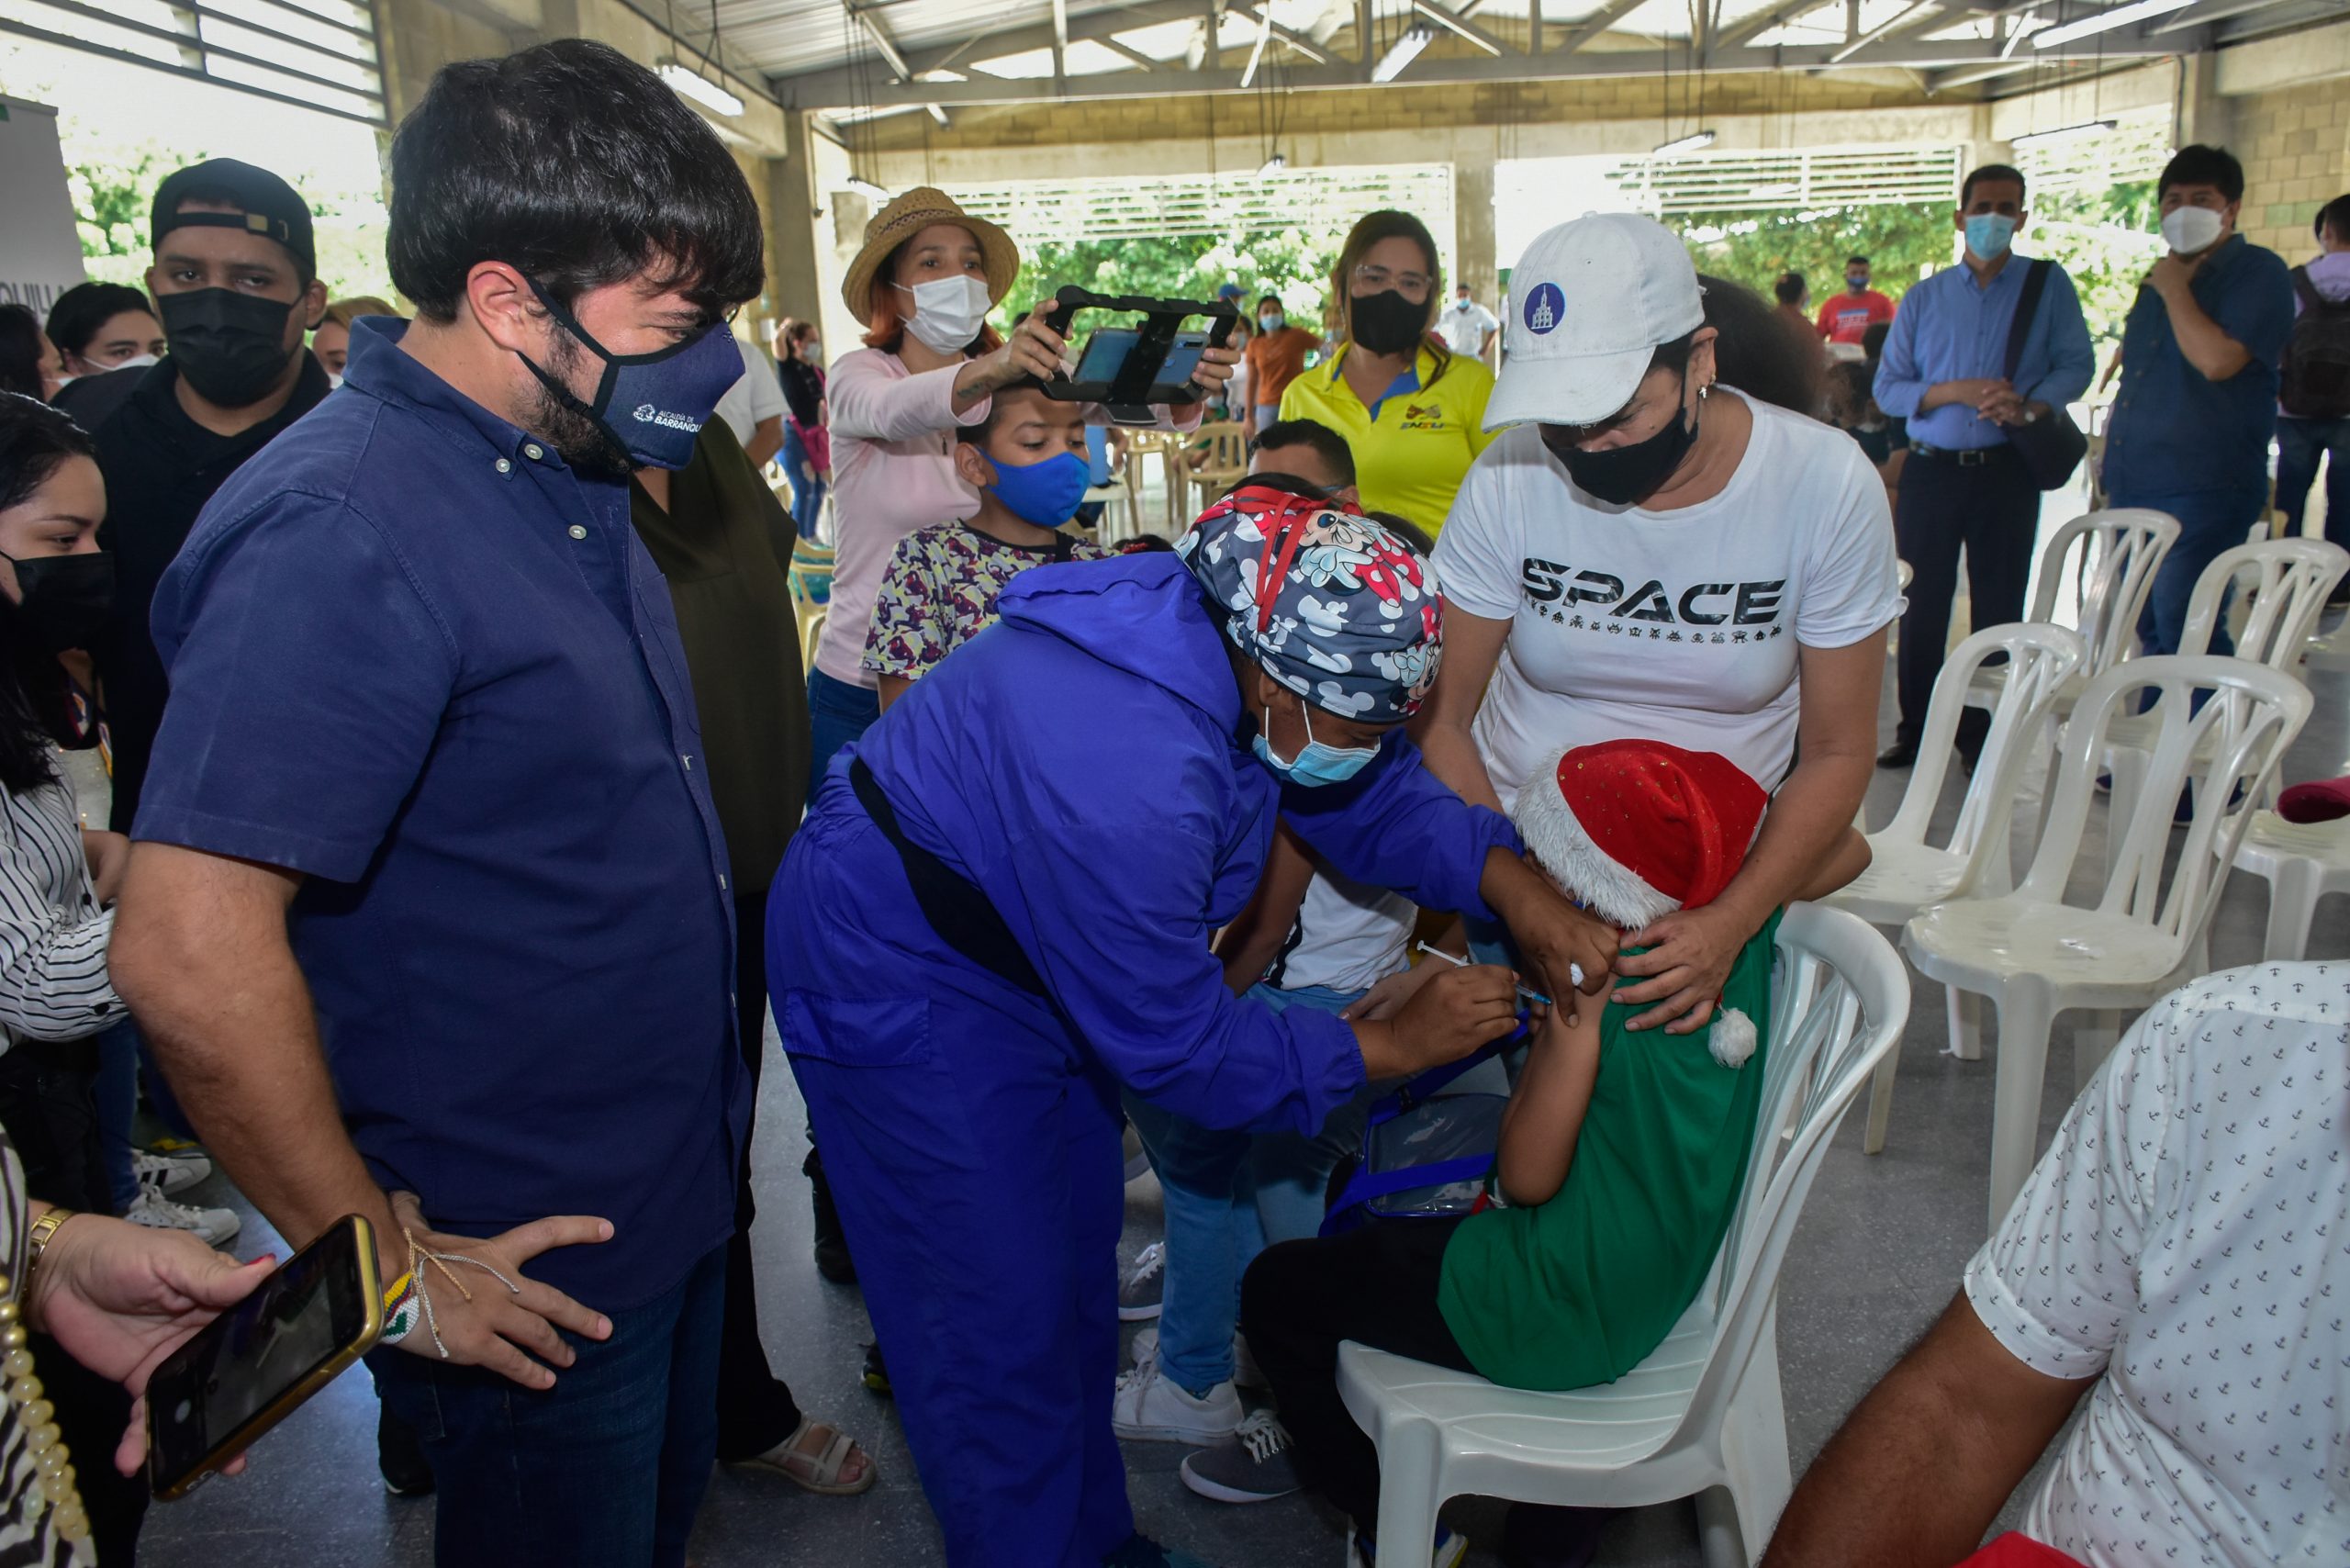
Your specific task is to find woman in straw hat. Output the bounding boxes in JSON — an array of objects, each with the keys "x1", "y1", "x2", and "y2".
[{"x1": 808, "y1": 186, "x2": 1237, "y2": 792}]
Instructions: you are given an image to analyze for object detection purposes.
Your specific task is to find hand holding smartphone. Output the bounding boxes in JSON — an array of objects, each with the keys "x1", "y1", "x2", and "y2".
[{"x1": 146, "y1": 1214, "x2": 384, "y2": 1499}]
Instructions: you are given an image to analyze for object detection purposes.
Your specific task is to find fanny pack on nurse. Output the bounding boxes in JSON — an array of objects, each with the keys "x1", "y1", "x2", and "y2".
[
  {"x1": 1320, "y1": 1019, "x2": 1526, "y2": 1237},
  {"x1": 848, "y1": 756, "x2": 1048, "y2": 998}
]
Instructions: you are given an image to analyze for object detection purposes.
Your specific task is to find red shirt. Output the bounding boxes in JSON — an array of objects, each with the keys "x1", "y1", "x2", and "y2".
[{"x1": 1816, "y1": 288, "x2": 1896, "y2": 344}]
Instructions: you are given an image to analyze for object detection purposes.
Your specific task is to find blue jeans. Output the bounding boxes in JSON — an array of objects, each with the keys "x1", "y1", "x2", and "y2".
[
  {"x1": 2277, "y1": 415, "x2": 2350, "y2": 550},
  {"x1": 370, "y1": 1244, "x2": 724, "y2": 1568},
  {"x1": 1125, "y1": 981, "x2": 1373, "y2": 1396},
  {"x1": 806, "y1": 666, "x2": 880, "y2": 800},
  {"x1": 2117, "y1": 484, "x2": 2268, "y2": 657},
  {"x1": 92, "y1": 1021, "x2": 140, "y2": 1214},
  {"x1": 781, "y1": 422, "x2": 827, "y2": 540}
]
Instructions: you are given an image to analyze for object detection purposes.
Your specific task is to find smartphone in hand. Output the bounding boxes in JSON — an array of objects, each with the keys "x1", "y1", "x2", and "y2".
[{"x1": 147, "y1": 1214, "x2": 385, "y2": 1499}]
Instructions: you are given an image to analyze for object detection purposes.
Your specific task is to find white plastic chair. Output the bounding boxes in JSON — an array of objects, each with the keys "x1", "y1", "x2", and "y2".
[
  {"x1": 1334, "y1": 904, "x2": 1908, "y2": 1568},
  {"x1": 1963, "y1": 508, "x2": 2177, "y2": 721},
  {"x1": 1825, "y1": 623, "x2": 2086, "y2": 1154},
  {"x1": 2231, "y1": 812, "x2": 2350, "y2": 961},
  {"x1": 2101, "y1": 539, "x2": 2348, "y2": 860},
  {"x1": 1905, "y1": 655, "x2": 2311, "y2": 1231}
]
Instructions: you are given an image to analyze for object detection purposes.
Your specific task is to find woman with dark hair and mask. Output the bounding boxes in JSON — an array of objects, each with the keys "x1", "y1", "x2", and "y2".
[
  {"x1": 1419, "y1": 213, "x2": 1899, "y2": 1037},
  {"x1": 1701, "y1": 272, "x2": 1827, "y2": 420},
  {"x1": 1277, "y1": 211, "x2": 1495, "y2": 536}
]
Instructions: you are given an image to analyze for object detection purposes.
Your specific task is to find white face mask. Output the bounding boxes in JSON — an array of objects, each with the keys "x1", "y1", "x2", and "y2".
[
  {"x1": 2161, "y1": 205, "x2": 2226, "y2": 256},
  {"x1": 897, "y1": 274, "x2": 992, "y2": 354}
]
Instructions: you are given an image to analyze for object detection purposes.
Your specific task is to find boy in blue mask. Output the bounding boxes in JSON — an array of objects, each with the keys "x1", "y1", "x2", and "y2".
[{"x1": 863, "y1": 378, "x2": 1115, "y2": 709}]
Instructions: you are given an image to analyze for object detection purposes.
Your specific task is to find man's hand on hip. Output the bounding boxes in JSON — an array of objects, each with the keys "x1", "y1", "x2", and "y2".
[{"x1": 386, "y1": 1191, "x2": 612, "y2": 1388}]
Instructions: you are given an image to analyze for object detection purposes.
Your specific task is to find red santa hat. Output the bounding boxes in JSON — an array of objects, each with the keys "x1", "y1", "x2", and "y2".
[{"x1": 1513, "y1": 739, "x2": 1770, "y2": 1067}]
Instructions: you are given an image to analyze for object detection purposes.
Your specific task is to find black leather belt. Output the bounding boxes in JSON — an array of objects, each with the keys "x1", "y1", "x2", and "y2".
[{"x1": 1909, "y1": 442, "x2": 2007, "y2": 466}]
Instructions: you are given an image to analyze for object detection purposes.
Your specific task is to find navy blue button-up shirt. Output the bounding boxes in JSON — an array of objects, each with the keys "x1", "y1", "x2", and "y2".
[
  {"x1": 2105, "y1": 233, "x2": 2296, "y2": 502},
  {"x1": 139, "y1": 319, "x2": 745, "y2": 1307},
  {"x1": 1873, "y1": 252, "x2": 2094, "y2": 451}
]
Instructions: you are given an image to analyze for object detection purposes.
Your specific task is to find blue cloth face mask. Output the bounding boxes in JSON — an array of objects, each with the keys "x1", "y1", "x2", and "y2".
[
  {"x1": 1253, "y1": 699, "x2": 1379, "y2": 788},
  {"x1": 1963, "y1": 214, "x2": 2016, "y2": 262},
  {"x1": 518, "y1": 278, "x2": 743, "y2": 470},
  {"x1": 979, "y1": 449, "x2": 1090, "y2": 529}
]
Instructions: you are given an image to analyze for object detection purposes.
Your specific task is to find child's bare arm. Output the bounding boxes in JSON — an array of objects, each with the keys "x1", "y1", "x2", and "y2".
[
  {"x1": 1791, "y1": 826, "x2": 1871, "y2": 903},
  {"x1": 876, "y1": 673, "x2": 913, "y2": 713},
  {"x1": 1494, "y1": 1002, "x2": 1604, "y2": 1208},
  {"x1": 1212, "y1": 823, "x2": 1317, "y2": 995}
]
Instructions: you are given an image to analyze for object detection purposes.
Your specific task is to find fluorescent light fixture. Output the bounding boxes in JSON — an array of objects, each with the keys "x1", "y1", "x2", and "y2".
[
  {"x1": 1258, "y1": 152, "x2": 1287, "y2": 176},
  {"x1": 2031, "y1": 0, "x2": 2193, "y2": 49},
  {"x1": 2010, "y1": 118, "x2": 2120, "y2": 148},
  {"x1": 1371, "y1": 23, "x2": 1434, "y2": 83},
  {"x1": 658, "y1": 62, "x2": 744, "y2": 118},
  {"x1": 846, "y1": 175, "x2": 890, "y2": 198},
  {"x1": 1653, "y1": 130, "x2": 1716, "y2": 158}
]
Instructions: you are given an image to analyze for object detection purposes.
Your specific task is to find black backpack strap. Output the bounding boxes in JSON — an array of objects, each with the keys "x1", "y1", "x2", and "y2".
[
  {"x1": 850, "y1": 756, "x2": 1048, "y2": 997},
  {"x1": 2003, "y1": 259, "x2": 2054, "y2": 385},
  {"x1": 2292, "y1": 265, "x2": 2329, "y2": 314}
]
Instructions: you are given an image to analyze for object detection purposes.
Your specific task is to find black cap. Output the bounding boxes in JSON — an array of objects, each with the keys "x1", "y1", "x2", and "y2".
[{"x1": 150, "y1": 159, "x2": 315, "y2": 280}]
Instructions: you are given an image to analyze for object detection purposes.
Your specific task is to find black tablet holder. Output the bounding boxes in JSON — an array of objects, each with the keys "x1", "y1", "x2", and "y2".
[{"x1": 1040, "y1": 286, "x2": 1240, "y2": 425}]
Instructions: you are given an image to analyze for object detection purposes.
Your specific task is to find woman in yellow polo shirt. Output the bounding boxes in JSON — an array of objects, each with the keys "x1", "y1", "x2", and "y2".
[{"x1": 1279, "y1": 210, "x2": 1495, "y2": 535}]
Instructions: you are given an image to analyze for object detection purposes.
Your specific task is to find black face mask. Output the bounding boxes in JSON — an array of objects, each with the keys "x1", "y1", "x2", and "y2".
[
  {"x1": 1541, "y1": 378, "x2": 1701, "y2": 507},
  {"x1": 1348, "y1": 289, "x2": 1427, "y2": 356},
  {"x1": 159, "y1": 288, "x2": 299, "y2": 408},
  {"x1": 5, "y1": 552, "x2": 114, "y2": 654}
]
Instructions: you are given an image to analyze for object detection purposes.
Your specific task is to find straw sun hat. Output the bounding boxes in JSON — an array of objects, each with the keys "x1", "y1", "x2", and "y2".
[{"x1": 839, "y1": 185, "x2": 1021, "y2": 320}]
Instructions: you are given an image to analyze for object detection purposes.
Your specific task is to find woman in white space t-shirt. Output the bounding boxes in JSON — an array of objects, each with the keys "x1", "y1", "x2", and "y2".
[{"x1": 1419, "y1": 216, "x2": 1901, "y2": 1036}]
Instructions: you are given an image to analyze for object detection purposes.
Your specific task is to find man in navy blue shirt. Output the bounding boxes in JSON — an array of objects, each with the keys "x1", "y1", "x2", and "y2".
[
  {"x1": 2106, "y1": 144, "x2": 2298, "y2": 658},
  {"x1": 111, "y1": 41, "x2": 766, "y2": 1567},
  {"x1": 1874, "y1": 163, "x2": 2093, "y2": 767}
]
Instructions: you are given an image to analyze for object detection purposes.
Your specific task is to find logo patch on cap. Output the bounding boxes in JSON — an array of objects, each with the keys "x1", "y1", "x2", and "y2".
[{"x1": 1523, "y1": 282, "x2": 1564, "y2": 335}]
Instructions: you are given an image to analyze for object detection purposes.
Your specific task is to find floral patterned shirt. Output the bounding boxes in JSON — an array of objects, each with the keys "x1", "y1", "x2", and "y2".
[{"x1": 862, "y1": 521, "x2": 1115, "y2": 683}]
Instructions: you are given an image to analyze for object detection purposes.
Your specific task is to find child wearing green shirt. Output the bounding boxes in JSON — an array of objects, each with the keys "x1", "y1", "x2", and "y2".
[{"x1": 1186, "y1": 739, "x2": 1868, "y2": 1568}]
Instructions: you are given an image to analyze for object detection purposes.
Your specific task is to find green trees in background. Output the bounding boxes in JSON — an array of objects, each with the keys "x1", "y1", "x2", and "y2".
[
  {"x1": 63, "y1": 128, "x2": 396, "y2": 305},
  {"x1": 1666, "y1": 201, "x2": 1956, "y2": 308},
  {"x1": 999, "y1": 227, "x2": 1341, "y2": 328},
  {"x1": 1662, "y1": 183, "x2": 2161, "y2": 361}
]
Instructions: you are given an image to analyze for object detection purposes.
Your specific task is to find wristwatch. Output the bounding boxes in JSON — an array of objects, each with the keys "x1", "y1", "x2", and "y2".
[{"x1": 22, "y1": 1207, "x2": 75, "y2": 1317}]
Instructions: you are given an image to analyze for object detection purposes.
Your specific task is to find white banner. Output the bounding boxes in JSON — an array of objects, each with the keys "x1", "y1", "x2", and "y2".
[{"x1": 0, "y1": 96, "x2": 87, "y2": 316}]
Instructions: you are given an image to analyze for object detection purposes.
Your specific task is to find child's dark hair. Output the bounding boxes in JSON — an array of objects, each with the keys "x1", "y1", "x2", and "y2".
[
  {"x1": 955, "y1": 374, "x2": 1048, "y2": 444},
  {"x1": 1773, "y1": 272, "x2": 1805, "y2": 307},
  {"x1": 1119, "y1": 532, "x2": 1175, "y2": 554},
  {"x1": 1363, "y1": 510, "x2": 1435, "y2": 555},
  {"x1": 1250, "y1": 418, "x2": 1357, "y2": 488},
  {"x1": 0, "y1": 394, "x2": 93, "y2": 792}
]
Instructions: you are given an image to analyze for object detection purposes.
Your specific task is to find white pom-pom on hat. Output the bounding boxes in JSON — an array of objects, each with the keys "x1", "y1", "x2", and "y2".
[{"x1": 1709, "y1": 1008, "x2": 1758, "y2": 1069}]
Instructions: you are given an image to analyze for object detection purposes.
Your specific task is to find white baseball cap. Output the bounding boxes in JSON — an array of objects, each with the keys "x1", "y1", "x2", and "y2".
[{"x1": 1485, "y1": 213, "x2": 1707, "y2": 431}]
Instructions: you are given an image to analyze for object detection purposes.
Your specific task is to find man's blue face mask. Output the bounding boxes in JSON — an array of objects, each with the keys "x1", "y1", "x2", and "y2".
[
  {"x1": 1254, "y1": 699, "x2": 1379, "y2": 788},
  {"x1": 518, "y1": 277, "x2": 743, "y2": 470}
]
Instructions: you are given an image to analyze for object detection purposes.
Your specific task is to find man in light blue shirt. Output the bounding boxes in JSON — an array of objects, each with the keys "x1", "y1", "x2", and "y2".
[{"x1": 1873, "y1": 163, "x2": 2093, "y2": 767}]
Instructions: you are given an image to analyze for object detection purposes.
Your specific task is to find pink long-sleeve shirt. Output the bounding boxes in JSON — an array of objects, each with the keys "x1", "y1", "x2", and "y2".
[
  {"x1": 814, "y1": 348, "x2": 990, "y2": 687},
  {"x1": 815, "y1": 345, "x2": 1204, "y2": 688}
]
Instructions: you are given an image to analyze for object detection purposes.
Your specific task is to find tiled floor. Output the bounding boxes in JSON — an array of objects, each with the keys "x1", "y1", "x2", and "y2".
[{"x1": 140, "y1": 552, "x2": 2348, "y2": 1565}]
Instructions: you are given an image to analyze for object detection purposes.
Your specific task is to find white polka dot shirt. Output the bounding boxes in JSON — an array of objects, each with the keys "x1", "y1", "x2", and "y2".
[{"x1": 1964, "y1": 961, "x2": 2350, "y2": 1567}]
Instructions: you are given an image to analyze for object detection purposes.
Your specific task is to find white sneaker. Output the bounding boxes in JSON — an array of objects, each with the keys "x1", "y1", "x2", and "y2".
[
  {"x1": 126, "y1": 1189, "x2": 241, "y2": 1248},
  {"x1": 133, "y1": 1148, "x2": 211, "y2": 1196},
  {"x1": 1129, "y1": 1325, "x2": 1265, "y2": 1390},
  {"x1": 1110, "y1": 1357, "x2": 1243, "y2": 1444},
  {"x1": 1118, "y1": 1241, "x2": 1166, "y2": 1321}
]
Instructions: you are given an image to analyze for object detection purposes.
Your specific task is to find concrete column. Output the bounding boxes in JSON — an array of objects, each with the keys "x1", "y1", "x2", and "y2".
[
  {"x1": 762, "y1": 111, "x2": 829, "y2": 337},
  {"x1": 2176, "y1": 48, "x2": 2235, "y2": 151},
  {"x1": 1453, "y1": 133, "x2": 1500, "y2": 305}
]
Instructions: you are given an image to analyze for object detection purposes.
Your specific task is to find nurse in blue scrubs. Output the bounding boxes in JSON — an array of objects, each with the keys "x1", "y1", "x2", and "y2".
[{"x1": 770, "y1": 483, "x2": 1614, "y2": 1568}]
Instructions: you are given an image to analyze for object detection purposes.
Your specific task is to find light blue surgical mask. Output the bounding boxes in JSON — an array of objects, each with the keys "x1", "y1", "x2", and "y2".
[
  {"x1": 1253, "y1": 700, "x2": 1379, "y2": 788},
  {"x1": 1964, "y1": 213, "x2": 2017, "y2": 262}
]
